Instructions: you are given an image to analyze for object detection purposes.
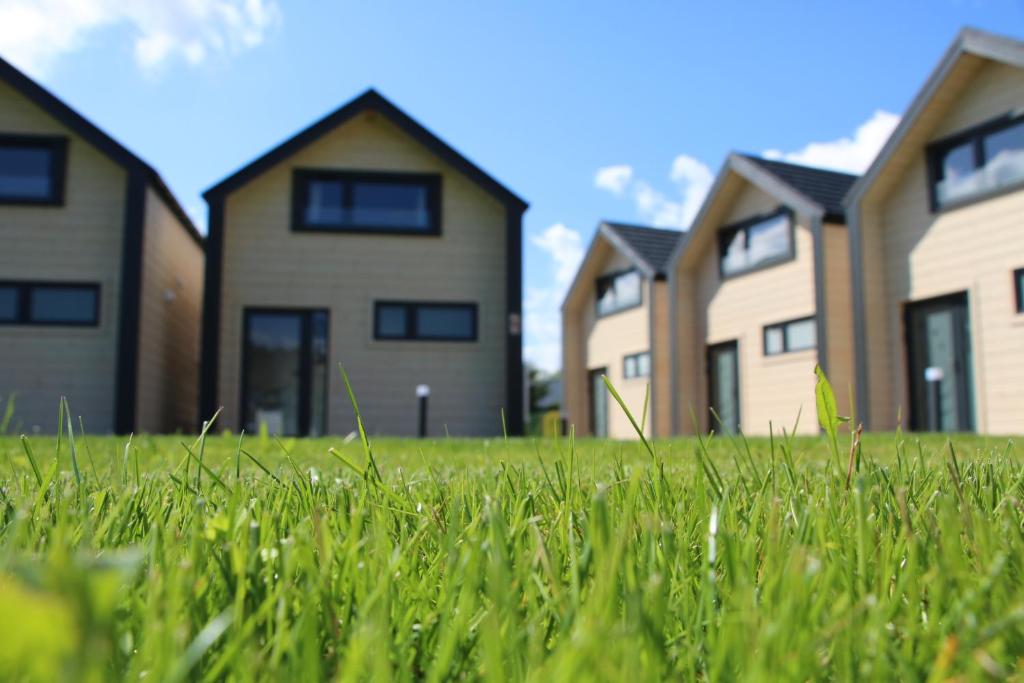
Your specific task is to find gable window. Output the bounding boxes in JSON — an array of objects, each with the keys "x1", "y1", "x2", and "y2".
[
  {"x1": 0, "y1": 135, "x2": 67, "y2": 205},
  {"x1": 929, "y1": 113, "x2": 1024, "y2": 209},
  {"x1": 763, "y1": 316, "x2": 816, "y2": 356},
  {"x1": 623, "y1": 351, "x2": 651, "y2": 379},
  {"x1": 0, "y1": 282, "x2": 99, "y2": 326},
  {"x1": 718, "y1": 208, "x2": 794, "y2": 278},
  {"x1": 1015, "y1": 268, "x2": 1024, "y2": 314},
  {"x1": 293, "y1": 170, "x2": 441, "y2": 234},
  {"x1": 596, "y1": 269, "x2": 642, "y2": 316},
  {"x1": 374, "y1": 301, "x2": 477, "y2": 341}
]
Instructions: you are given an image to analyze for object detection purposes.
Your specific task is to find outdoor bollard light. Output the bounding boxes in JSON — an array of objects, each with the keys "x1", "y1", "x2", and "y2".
[
  {"x1": 416, "y1": 384, "x2": 431, "y2": 438},
  {"x1": 924, "y1": 366, "x2": 944, "y2": 431}
]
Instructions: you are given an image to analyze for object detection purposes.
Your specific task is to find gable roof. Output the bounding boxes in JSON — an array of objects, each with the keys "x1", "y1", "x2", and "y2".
[
  {"x1": 846, "y1": 27, "x2": 1024, "y2": 207},
  {"x1": 0, "y1": 54, "x2": 202, "y2": 246},
  {"x1": 601, "y1": 222, "x2": 685, "y2": 276},
  {"x1": 668, "y1": 152, "x2": 860, "y2": 270},
  {"x1": 203, "y1": 88, "x2": 528, "y2": 211},
  {"x1": 741, "y1": 156, "x2": 858, "y2": 223}
]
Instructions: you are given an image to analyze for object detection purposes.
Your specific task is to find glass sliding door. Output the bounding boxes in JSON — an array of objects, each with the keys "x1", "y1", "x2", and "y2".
[
  {"x1": 589, "y1": 368, "x2": 609, "y2": 438},
  {"x1": 707, "y1": 340, "x2": 740, "y2": 434},
  {"x1": 905, "y1": 293, "x2": 974, "y2": 432},
  {"x1": 242, "y1": 309, "x2": 329, "y2": 436}
]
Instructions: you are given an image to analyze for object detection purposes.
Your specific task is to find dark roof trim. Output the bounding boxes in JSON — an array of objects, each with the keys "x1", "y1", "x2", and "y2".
[
  {"x1": 203, "y1": 88, "x2": 528, "y2": 211},
  {"x1": 0, "y1": 54, "x2": 202, "y2": 248}
]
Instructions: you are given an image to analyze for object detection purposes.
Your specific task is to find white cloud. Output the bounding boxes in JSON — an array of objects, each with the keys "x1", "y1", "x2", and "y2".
[
  {"x1": 525, "y1": 222, "x2": 585, "y2": 373},
  {"x1": 594, "y1": 164, "x2": 633, "y2": 195},
  {"x1": 763, "y1": 110, "x2": 900, "y2": 174},
  {"x1": 595, "y1": 153, "x2": 713, "y2": 230},
  {"x1": 530, "y1": 222, "x2": 584, "y2": 286},
  {"x1": 0, "y1": 0, "x2": 281, "y2": 76}
]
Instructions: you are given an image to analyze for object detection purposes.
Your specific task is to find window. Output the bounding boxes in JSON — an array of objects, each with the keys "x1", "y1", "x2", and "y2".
[
  {"x1": 0, "y1": 135, "x2": 67, "y2": 205},
  {"x1": 718, "y1": 209, "x2": 794, "y2": 278},
  {"x1": 1015, "y1": 268, "x2": 1024, "y2": 314},
  {"x1": 374, "y1": 302, "x2": 477, "y2": 341},
  {"x1": 623, "y1": 351, "x2": 651, "y2": 379},
  {"x1": 929, "y1": 113, "x2": 1024, "y2": 209},
  {"x1": 596, "y1": 269, "x2": 643, "y2": 316},
  {"x1": 763, "y1": 316, "x2": 816, "y2": 355},
  {"x1": 0, "y1": 282, "x2": 99, "y2": 326},
  {"x1": 293, "y1": 170, "x2": 440, "y2": 233}
]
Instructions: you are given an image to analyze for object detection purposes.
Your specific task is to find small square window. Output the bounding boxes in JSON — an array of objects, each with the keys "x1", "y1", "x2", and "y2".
[
  {"x1": 0, "y1": 286, "x2": 19, "y2": 322},
  {"x1": 374, "y1": 302, "x2": 476, "y2": 341},
  {"x1": 375, "y1": 304, "x2": 409, "y2": 339},
  {"x1": 623, "y1": 351, "x2": 650, "y2": 379},
  {"x1": 764, "y1": 317, "x2": 816, "y2": 356},
  {"x1": 0, "y1": 136, "x2": 66, "y2": 204}
]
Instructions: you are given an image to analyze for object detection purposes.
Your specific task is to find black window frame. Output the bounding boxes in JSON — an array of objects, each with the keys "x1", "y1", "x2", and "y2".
[
  {"x1": 373, "y1": 301, "x2": 478, "y2": 342},
  {"x1": 763, "y1": 315, "x2": 817, "y2": 356},
  {"x1": 623, "y1": 351, "x2": 651, "y2": 379},
  {"x1": 0, "y1": 281, "x2": 99, "y2": 326},
  {"x1": 595, "y1": 268, "x2": 644, "y2": 318},
  {"x1": 291, "y1": 169, "x2": 442, "y2": 235},
  {"x1": 1015, "y1": 268, "x2": 1024, "y2": 314},
  {"x1": 926, "y1": 111, "x2": 1024, "y2": 212},
  {"x1": 717, "y1": 207, "x2": 796, "y2": 280},
  {"x1": 0, "y1": 134, "x2": 68, "y2": 206}
]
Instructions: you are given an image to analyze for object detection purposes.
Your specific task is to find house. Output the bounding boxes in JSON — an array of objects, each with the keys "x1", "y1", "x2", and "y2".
[
  {"x1": 0, "y1": 55, "x2": 203, "y2": 434},
  {"x1": 562, "y1": 222, "x2": 684, "y2": 438},
  {"x1": 669, "y1": 154, "x2": 858, "y2": 435},
  {"x1": 199, "y1": 89, "x2": 527, "y2": 437},
  {"x1": 845, "y1": 28, "x2": 1024, "y2": 434}
]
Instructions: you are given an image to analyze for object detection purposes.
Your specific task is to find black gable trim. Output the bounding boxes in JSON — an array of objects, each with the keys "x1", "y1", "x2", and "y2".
[{"x1": 202, "y1": 89, "x2": 528, "y2": 212}]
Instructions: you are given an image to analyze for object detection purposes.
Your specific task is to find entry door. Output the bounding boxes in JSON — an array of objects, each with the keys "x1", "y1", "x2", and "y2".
[
  {"x1": 906, "y1": 293, "x2": 974, "y2": 432},
  {"x1": 707, "y1": 340, "x2": 740, "y2": 434},
  {"x1": 588, "y1": 368, "x2": 608, "y2": 438},
  {"x1": 242, "y1": 309, "x2": 329, "y2": 436}
]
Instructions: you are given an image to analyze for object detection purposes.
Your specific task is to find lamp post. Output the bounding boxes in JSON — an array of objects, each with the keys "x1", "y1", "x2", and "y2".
[{"x1": 416, "y1": 384, "x2": 431, "y2": 438}]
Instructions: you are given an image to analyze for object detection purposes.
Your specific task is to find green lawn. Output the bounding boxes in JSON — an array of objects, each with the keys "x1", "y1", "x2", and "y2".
[{"x1": 0, "y1": 419, "x2": 1022, "y2": 680}]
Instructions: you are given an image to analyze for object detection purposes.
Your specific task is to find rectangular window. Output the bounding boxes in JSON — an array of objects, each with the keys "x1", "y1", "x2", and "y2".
[
  {"x1": 718, "y1": 209, "x2": 794, "y2": 278},
  {"x1": 1015, "y1": 268, "x2": 1024, "y2": 314},
  {"x1": 929, "y1": 113, "x2": 1024, "y2": 209},
  {"x1": 0, "y1": 282, "x2": 99, "y2": 326},
  {"x1": 0, "y1": 135, "x2": 67, "y2": 205},
  {"x1": 374, "y1": 301, "x2": 477, "y2": 341},
  {"x1": 595, "y1": 269, "x2": 643, "y2": 316},
  {"x1": 293, "y1": 170, "x2": 441, "y2": 234},
  {"x1": 623, "y1": 351, "x2": 651, "y2": 379},
  {"x1": 763, "y1": 316, "x2": 816, "y2": 356}
]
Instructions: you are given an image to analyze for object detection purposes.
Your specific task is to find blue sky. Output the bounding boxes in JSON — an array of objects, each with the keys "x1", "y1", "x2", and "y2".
[{"x1": 2, "y1": 1, "x2": 1021, "y2": 371}]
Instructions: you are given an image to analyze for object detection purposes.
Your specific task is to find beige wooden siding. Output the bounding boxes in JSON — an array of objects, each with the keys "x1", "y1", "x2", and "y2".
[
  {"x1": 650, "y1": 279, "x2": 672, "y2": 437},
  {"x1": 862, "y1": 59, "x2": 1024, "y2": 433},
  {"x1": 578, "y1": 250, "x2": 652, "y2": 439},
  {"x1": 823, "y1": 222, "x2": 855, "y2": 420},
  {"x1": 684, "y1": 181, "x2": 819, "y2": 435},
  {"x1": 135, "y1": 187, "x2": 203, "y2": 433},
  {"x1": 0, "y1": 78, "x2": 125, "y2": 433},
  {"x1": 217, "y1": 111, "x2": 508, "y2": 436}
]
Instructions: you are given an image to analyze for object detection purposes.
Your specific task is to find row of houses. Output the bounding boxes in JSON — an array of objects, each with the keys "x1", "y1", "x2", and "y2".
[
  {"x1": 0, "y1": 56, "x2": 526, "y2": 436},
  {"x1": 564, "y1": 27, "x2": 1024, "y2": 438}
]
